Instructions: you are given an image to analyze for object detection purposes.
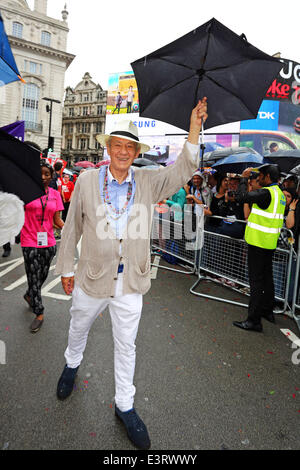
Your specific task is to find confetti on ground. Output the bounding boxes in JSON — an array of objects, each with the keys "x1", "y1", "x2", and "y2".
[
  {"x1": 42, "y1": 370, "x2": 46, "y2": 374},
  {"x1": 170, "y1": 334, "x2": 175, "y2": 339},
  {"x1": 208, "y1": 351, "x2": 213, "y2": 355},
  {"x1": 269, "y1": 391, "x2": 275, "y2": 395},
  {"x1": 247, "y1": 374, "x2": 251, "y2": 378},
  {"x1": 89, "y1": 432, "x2": 96, "y2": 437},
  {"x1": 267, "y1": 351, "x2": 274, "y2": 354},
  {"x1": 109, "y1": 403, "x2": 113, "y2": 409}
]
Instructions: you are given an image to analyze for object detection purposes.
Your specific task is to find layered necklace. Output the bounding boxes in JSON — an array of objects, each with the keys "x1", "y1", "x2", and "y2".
[{"x1": 102, "y1": 166, "x2": 133, "y2": 220}]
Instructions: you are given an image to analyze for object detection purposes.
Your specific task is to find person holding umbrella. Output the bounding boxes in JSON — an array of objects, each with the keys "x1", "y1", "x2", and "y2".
[
  {"x1": 21, "y1": 162, "x2": 64, "y2": 333},
  {"x1": 54, "y1": 99, "x2": 208, "y2": 450},
  {"x1": 233, "y1": 164, "x2": 286, "y2": 332}
]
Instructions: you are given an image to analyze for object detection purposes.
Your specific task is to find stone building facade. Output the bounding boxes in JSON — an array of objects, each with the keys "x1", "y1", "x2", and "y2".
[
  {"x1": 0, "y1": 0, "x2": 75, "y2": 153},
  {"x1": 61, "y1": 72, "x2": 107, "y2": 166}
]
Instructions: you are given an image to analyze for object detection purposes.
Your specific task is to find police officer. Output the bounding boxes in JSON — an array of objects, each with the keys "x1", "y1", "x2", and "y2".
[{"x1": 233, "y1": 164, "x2": 286, "y2": 332}]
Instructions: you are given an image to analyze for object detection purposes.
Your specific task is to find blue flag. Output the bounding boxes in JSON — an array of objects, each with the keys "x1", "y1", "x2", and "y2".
[{"x1": 0, "y1": 13, "x2": 23, "y2": 86}]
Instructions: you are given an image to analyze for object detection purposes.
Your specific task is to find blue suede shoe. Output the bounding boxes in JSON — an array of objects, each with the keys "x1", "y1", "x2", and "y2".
[
  {"x1": 57, "y1": 365, "x2": 79, "y2": 400},
  {"x1": 115, "y1": 406, "x2": 151, "y2": 450}
]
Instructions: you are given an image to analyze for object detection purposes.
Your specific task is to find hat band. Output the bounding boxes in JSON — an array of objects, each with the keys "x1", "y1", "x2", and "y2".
[{"x1": 110, "y1": 131, "x2": 139, "y2": 142}]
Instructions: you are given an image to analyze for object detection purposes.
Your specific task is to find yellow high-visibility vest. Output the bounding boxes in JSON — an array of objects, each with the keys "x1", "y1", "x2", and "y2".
[{"x1": 245, "y1": 185, "x2": 286, "y2": 249}]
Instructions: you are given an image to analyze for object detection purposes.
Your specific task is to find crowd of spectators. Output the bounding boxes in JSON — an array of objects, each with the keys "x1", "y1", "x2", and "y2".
[{"x1": 159, "y1": 167, "x2": 300, "y2": 303}]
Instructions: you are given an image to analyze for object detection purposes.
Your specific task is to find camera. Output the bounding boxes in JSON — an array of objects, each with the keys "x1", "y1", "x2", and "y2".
[{"x1": 227, "y1": 190, "x2": 236, "y2": 198}]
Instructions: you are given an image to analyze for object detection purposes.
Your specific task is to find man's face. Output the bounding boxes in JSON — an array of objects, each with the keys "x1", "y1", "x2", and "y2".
[
  {"x1": 270, "y1": 144, "x2": 279, "y2": 153},
  {"x1": 228, "y1": 178, "x2": 239, "y2": 191},
  {"x1": 258, "y1": 172, "x2": 269, "y2": 187},
  {"x1": 250, "y1": 176, "x2": 261, "y2": 191},
  {"x1": 192, "y1": 175, "x2": 202, "y2": 187},
  {"x1": 107, "y1": 137, "x2": 140, "y2": 174}
]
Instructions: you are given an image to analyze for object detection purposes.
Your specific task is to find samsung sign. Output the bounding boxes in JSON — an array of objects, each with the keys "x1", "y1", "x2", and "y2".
[{"x1": 240, "y1": 100, "x2": 279, "y2": 131}]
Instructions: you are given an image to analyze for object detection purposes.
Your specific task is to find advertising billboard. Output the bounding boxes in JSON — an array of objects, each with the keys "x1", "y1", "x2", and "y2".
[
  {"x1": 240, "y1": 58, "x2": 300, "y2": 155},
  {"x1": 107, "y1": 71, "x2": 139, "y2": 115},
  {"x1": 105, "y1": 60, "x2": 300, "y2": 165}
]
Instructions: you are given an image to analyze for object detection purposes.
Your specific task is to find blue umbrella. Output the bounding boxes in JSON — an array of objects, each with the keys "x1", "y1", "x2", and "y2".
[
  {"x1": 212, "y1": 152, "x2": 264, "y2": 174},
  {"x1": 203, "y1": 142, "x2": 224, "y2": 153},
  {"x1": 0, "y1": 13, "x2": 24, "y2": 85}
]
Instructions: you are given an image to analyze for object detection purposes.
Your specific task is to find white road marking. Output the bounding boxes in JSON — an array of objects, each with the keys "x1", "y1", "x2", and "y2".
[
  {"x1": 280, "y1": 328, "x2": 300, "y2": 347},
  {"x1": 0, "y1": 257, "x2": 24, "y2": 278},
  {"x1": 4, "y1": 264, "x2": 56, "y2": 291},
  {"x1": 41, "y1": 271, "x2": 71, "y2": 301},
  {"x1": 151, "y1": 256, "x2": 160, "y2": 279}
]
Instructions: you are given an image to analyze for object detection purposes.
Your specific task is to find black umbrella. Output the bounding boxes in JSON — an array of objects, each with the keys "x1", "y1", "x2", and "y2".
[
  {"x1": 132, "y1": 18, "x2": 282, "y2": 131},
  {"x1": 132, "y1": 157, "x2": 160, "y2": 167},
  {"x1": 0, "y1": 129, "x2": 45, "y2": 204},
  {"x1": 204, "y1": 146, "x2": 259, "y2": 164},
  {"x1": 264, "y1": 149, "x2": 300, "y2": 173},
  {"x1": 131, "y1": 18, "x2": 282, "y2": 167}
]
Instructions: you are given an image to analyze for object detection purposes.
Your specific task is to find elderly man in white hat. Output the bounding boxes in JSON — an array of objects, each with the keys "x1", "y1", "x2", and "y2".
[{"x1": 54, "y1": 99, "x2": 208, "y2": 450}]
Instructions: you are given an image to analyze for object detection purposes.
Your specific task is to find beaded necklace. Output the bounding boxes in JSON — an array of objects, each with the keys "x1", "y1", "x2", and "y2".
[{"x1": 102, "y1": 166, "x2": 133, "y2": 220}]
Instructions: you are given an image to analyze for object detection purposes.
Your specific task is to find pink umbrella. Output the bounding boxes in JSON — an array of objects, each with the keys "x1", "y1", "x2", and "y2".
[
  {"x1": 95, "y1": 159, "x2": 110, "y2": 168},
  {"x1": 75, "y1": 161, "x2": 96, "y2": 168}
]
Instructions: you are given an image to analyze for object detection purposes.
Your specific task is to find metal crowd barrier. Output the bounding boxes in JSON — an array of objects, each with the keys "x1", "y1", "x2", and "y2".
[
  {"x1": 151, "y1": 209, "x2": 298, "y2": 329},
  {"x1": 190, "y1": 216, "x2": 294, "y2": 315},
  {"x1": 151, "y1": 207, "x2": 200, "y2": 274},
  {"x1": 291, "y1": 234, "x2": 300, "y2": 332}
]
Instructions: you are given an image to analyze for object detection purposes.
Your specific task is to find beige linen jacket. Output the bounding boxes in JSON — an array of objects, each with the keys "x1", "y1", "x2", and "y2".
[{"x1": 55, "y1": 141, "x2": 199, "y2": 298}]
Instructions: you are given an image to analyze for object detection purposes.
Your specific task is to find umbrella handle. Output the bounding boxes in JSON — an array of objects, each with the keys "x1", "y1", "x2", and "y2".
[{"x1": 200, "y1": 122, "x2": 205, "y2": 170}]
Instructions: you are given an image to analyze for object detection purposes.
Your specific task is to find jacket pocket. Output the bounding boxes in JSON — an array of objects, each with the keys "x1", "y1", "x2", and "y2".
[{"x1": 86, "y1": 263, "x2": 104, "y2": 280}]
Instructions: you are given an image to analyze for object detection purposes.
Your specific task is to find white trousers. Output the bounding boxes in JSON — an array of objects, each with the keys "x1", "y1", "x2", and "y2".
[{"x1": 64, "y1": 274, "x2": 143, "y2": 412}]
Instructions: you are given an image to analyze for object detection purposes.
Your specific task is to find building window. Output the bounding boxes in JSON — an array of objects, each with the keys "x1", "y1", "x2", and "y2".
[
  {"x1": 41, "y1": 31, "x2": 51, "y2": 47},
  {"x1": 24, "y1": 60, "x2": 43, "y2": 75},
  {"x1": 95, "y1": 122, "x2": 102, "y2": 133},
  {"x1": 82, "y1": 106, "x2": 89, "y2": 116},
  {"x1": 12, "y1": 22, "x2": 23, "y2": 38},
  {"x1": 22, "y1": 83, "x2": 40, "y2": 129},
  {"x1": 79, "y1": 138, "x2": 87, "y2": 150},
  {"x1": 67, "y1": 139, "x2": 72, "y2": 150},
  {"x1": 81, "y1": 123, "x2": 90, "y2": 133},
  {"x1": 97, "y1": 105, "x2": 103, "y2": 115},
  {"x1": 95, "y1": 139, "x2": 101, "y2": 150},
  {"x1": 69, "y1": 108, "x2": 74, "y2": 117},
  {"x1": 83, "y1": 93, "x2": 89, "y2": 102}
]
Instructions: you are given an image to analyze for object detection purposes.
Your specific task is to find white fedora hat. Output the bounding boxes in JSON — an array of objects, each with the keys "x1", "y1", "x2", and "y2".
[{"x1": 96, "y1": 120, "x2": 150, "y2": 153}]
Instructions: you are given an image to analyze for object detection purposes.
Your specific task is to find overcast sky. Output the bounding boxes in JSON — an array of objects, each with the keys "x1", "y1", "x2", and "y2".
[{"x1": 28, "y1": 0, "x2": 300, "y2": 90}]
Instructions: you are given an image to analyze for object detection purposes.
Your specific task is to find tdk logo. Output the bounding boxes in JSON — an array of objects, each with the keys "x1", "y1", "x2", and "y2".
[{"x1": 258, "y1": 111, "x2": 275, "y2": 120}]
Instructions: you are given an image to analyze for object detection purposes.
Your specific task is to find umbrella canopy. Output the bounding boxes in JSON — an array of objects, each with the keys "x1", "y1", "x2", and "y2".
[
  {"x1": 0, "y1": 129, "x2": 45, "y2": 204},
  {"x1": 131, "y1": 18, "x2": 282, "y2": 133},
  {"x1": 204, "y1": 146, "x2": 260, "y2": 164},
  {"x1": 132, "y1": 157, "x2": 160, "y2": 167},
  {"x1": 0, "y1": 14, "x2": 24, "y2": 85},
  {"x1": 212, "y1": 152, "x2": 264, "y2": 174},
  {"x1": 74, "y1": 161, "x2": 95, "y2": 168},
  {"x1": 203, "y1": 142, "x2": 224, "y2": 153},
  {"x1": 95, "y1": 159, "x2": 111, "y2": 168},
  {"x1": 264, "y1": 149, "x2": 300, "y2": 173},
  {"x1": 62, "y1": 168, "x2": 73, "y2": 176}
]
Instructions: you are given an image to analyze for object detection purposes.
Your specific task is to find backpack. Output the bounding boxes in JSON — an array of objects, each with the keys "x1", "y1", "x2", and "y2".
[{"x1": 162, "y1": 239, "x2": 180, "y2": 265}]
